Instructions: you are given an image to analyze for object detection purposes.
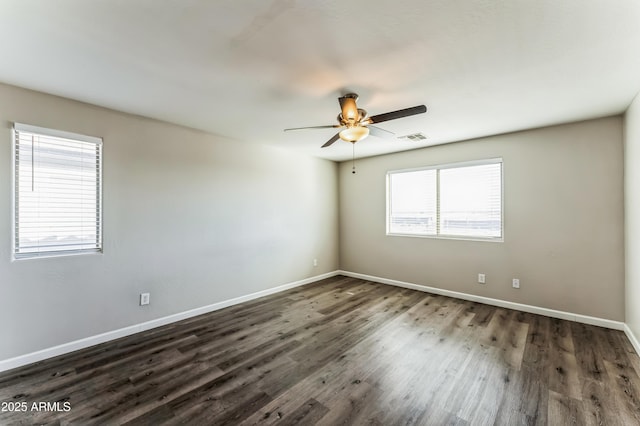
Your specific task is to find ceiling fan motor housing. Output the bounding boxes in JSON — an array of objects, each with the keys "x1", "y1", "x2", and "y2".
[{"x1": 337, "y1": 109, "x2": 368, "y2": 127}]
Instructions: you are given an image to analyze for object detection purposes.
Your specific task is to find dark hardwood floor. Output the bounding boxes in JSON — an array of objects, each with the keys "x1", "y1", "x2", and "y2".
[{"x1": 1, "y1": 275, "x2": 639, "y2": 425}]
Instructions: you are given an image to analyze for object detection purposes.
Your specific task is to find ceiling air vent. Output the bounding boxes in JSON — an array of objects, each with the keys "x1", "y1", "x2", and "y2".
[{"x1": 398, "y1": 132, "x2": 427, "y2": 141}]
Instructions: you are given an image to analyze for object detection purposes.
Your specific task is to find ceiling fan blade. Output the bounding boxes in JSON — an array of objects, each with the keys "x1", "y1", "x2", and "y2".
[
  {"x1": 284, "y1": 125, "x2": 340, "y2": 131},
  {"x1": 368, "y1": 125, "x2": 396, "y2": 140},
  {"x1": 366, "y1": 105, "x2": 427, "y2": 124},
  {"x1": 321, "y1": 133, "x2": 341, "y2": 148}
]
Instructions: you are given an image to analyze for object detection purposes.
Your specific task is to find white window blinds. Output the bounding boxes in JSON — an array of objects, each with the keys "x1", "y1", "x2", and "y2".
[
  {"x1": 388, "y1": 169, "x2": 437, "y2": 235},
  {"x1": 14, "y1": 123, "x2": 103, "y2": 259},
  {"x1": 439, "y1": 163, "x2": 502, "y2": 238},
  {"x1": 387, "y1": 159, "x2": 502, "y2": 240}
]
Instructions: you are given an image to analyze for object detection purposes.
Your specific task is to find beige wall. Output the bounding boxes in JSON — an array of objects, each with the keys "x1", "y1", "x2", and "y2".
[
  {"x1": 0, "y1": 83, "x2": 339, "y2": 360},
  {"x1": 0, "y1": 80, "x2": 629, "y2": 363},
  {"x1": 625, "y1": 93, "x2": 640, "y2": 337},
  {"x1": 339, "y1": 117, "x2": 624, "y2": 321}
]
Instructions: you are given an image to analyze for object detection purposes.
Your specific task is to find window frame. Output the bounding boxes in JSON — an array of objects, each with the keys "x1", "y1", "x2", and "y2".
[
  {"x1": 386, "y1": 158, "x2": 503, "y2": 242},
  {"x1": 12, "y1": 123, "x2": 104, "y2": 260}
]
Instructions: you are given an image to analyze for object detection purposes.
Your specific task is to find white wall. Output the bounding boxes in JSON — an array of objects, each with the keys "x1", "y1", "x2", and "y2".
[
  {"x1": 625, "y1": 92, "x2": 640, "y2": 339},
  {"x1": 339, "y1": 117, "x2": 624, "y2": 321},
  {"x1": 0, "y1": 83, "x2": 339, "y2": 361}
]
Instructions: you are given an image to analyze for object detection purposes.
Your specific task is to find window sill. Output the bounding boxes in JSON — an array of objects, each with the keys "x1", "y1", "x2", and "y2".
[
  {"x1": 12, "y1": 250, "x2": 103, "y2": 262},
  {"x1": 386, "y1": 232, "x2": 504, "y2": 243}
]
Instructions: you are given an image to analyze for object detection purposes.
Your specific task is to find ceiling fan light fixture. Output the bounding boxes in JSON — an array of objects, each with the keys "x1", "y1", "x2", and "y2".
[{"x1": 339, "y1": 126, "x2": 370, "y2": 143}]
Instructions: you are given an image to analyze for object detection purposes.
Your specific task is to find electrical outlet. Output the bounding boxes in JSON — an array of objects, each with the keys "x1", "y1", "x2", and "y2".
[
  {"x1": 140, "y1": 293, "x2": 150, "y2": 306},
  {"x1": 512, "y1": 279, "x2": 520, "y2": 289},
  {"x1": 313, "y1": 258, "x2": 318, "y2": 267},
  {"x1": 478, "y1": 273, "x2": 486, "y2": 284}
]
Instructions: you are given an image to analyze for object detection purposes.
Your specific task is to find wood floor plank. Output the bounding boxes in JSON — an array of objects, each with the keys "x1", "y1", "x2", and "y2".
[
  {"x1": 579, "y1": 378, "x2": 625, "y2": 426},
  {"x1": 494, "y1": 365, "x2": 547, "y2": 426},
  {"x1": 547, "y1": 319, "x2": 583, "y2": 400},
  {"x1": 75, "y1": 360, "x2": 225, "y2": 425},
  {"x1": 481, "y1": 309, "x2": 529, "y2": 370},
  {"x1": 451, "y1": 344, "x2": 507, "y2": 422},
  {"x1": 569, "y1": 323, "x2": 607, "y2": 383},
  {"x1": 275, "y1": 398, "x2": 330, "y2": 426},
  {"x1": 602, "y1": 359, "x2": 640, "y2": 424},
  {"x1": 315, "y1": 379, "x2": 385, "y2": 426},
  {"x1": 1, "y1": 275, "x2": 639, "y2": 425},
  {"x1": 547, "y1": 390, "x2": 586, "y2": 426}
]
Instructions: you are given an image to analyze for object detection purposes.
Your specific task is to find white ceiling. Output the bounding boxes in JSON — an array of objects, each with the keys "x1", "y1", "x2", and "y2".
[{"x1": 0, "y1": 0, "x2": 639, "y2": 161}]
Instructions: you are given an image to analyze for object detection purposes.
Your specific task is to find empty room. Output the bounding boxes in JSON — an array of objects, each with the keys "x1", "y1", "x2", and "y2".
[{"x1": 1, "y1": 1, "x2": 640, "y2": 424}]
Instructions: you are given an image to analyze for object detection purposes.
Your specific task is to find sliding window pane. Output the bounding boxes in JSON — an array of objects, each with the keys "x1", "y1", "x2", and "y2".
[
  {"x1": 439, "y1": 163, "x2": 502, "y2": 238},
  {"x1": 388, "y1": 169, "x2": 437, "y2": 235}
]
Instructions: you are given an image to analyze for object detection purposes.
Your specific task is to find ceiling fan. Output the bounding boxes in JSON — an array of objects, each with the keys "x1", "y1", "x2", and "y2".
[{"x1": 284, "y1": 93, "x2": 427, "y2": 147}]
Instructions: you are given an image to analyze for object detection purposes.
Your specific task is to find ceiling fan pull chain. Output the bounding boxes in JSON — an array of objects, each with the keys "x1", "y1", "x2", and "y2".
[{"x1": 352, "y1": 143, "x2": 356, "y2": 174}]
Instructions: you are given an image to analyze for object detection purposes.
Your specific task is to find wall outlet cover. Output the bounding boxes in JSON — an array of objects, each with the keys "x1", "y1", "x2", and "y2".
[{"x1": 140, "y1": 293, "x2": 150, "y2": 306}]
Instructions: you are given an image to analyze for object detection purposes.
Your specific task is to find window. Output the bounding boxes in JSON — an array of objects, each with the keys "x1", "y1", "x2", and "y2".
[
  {"x1": 387, "y1": 159, "x2": 502, "y2": 240},
  {"x1": 13, "y1": 123, "x2": 103, "y2": 259}
]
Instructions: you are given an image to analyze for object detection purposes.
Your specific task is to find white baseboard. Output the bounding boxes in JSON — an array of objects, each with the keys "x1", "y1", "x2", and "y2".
[
  {"x1": 625, "y1": 324, "x2": 640, "y2": 356},
  {"x1": 339, "y1": 270, "x2": 626, "y2": 331},
  {"x1": 2, "y1": 270, "x2": 634, "y2": 373},
  {"x1": 0, "y1": 271, "x2": 341, "y2": 373}
]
